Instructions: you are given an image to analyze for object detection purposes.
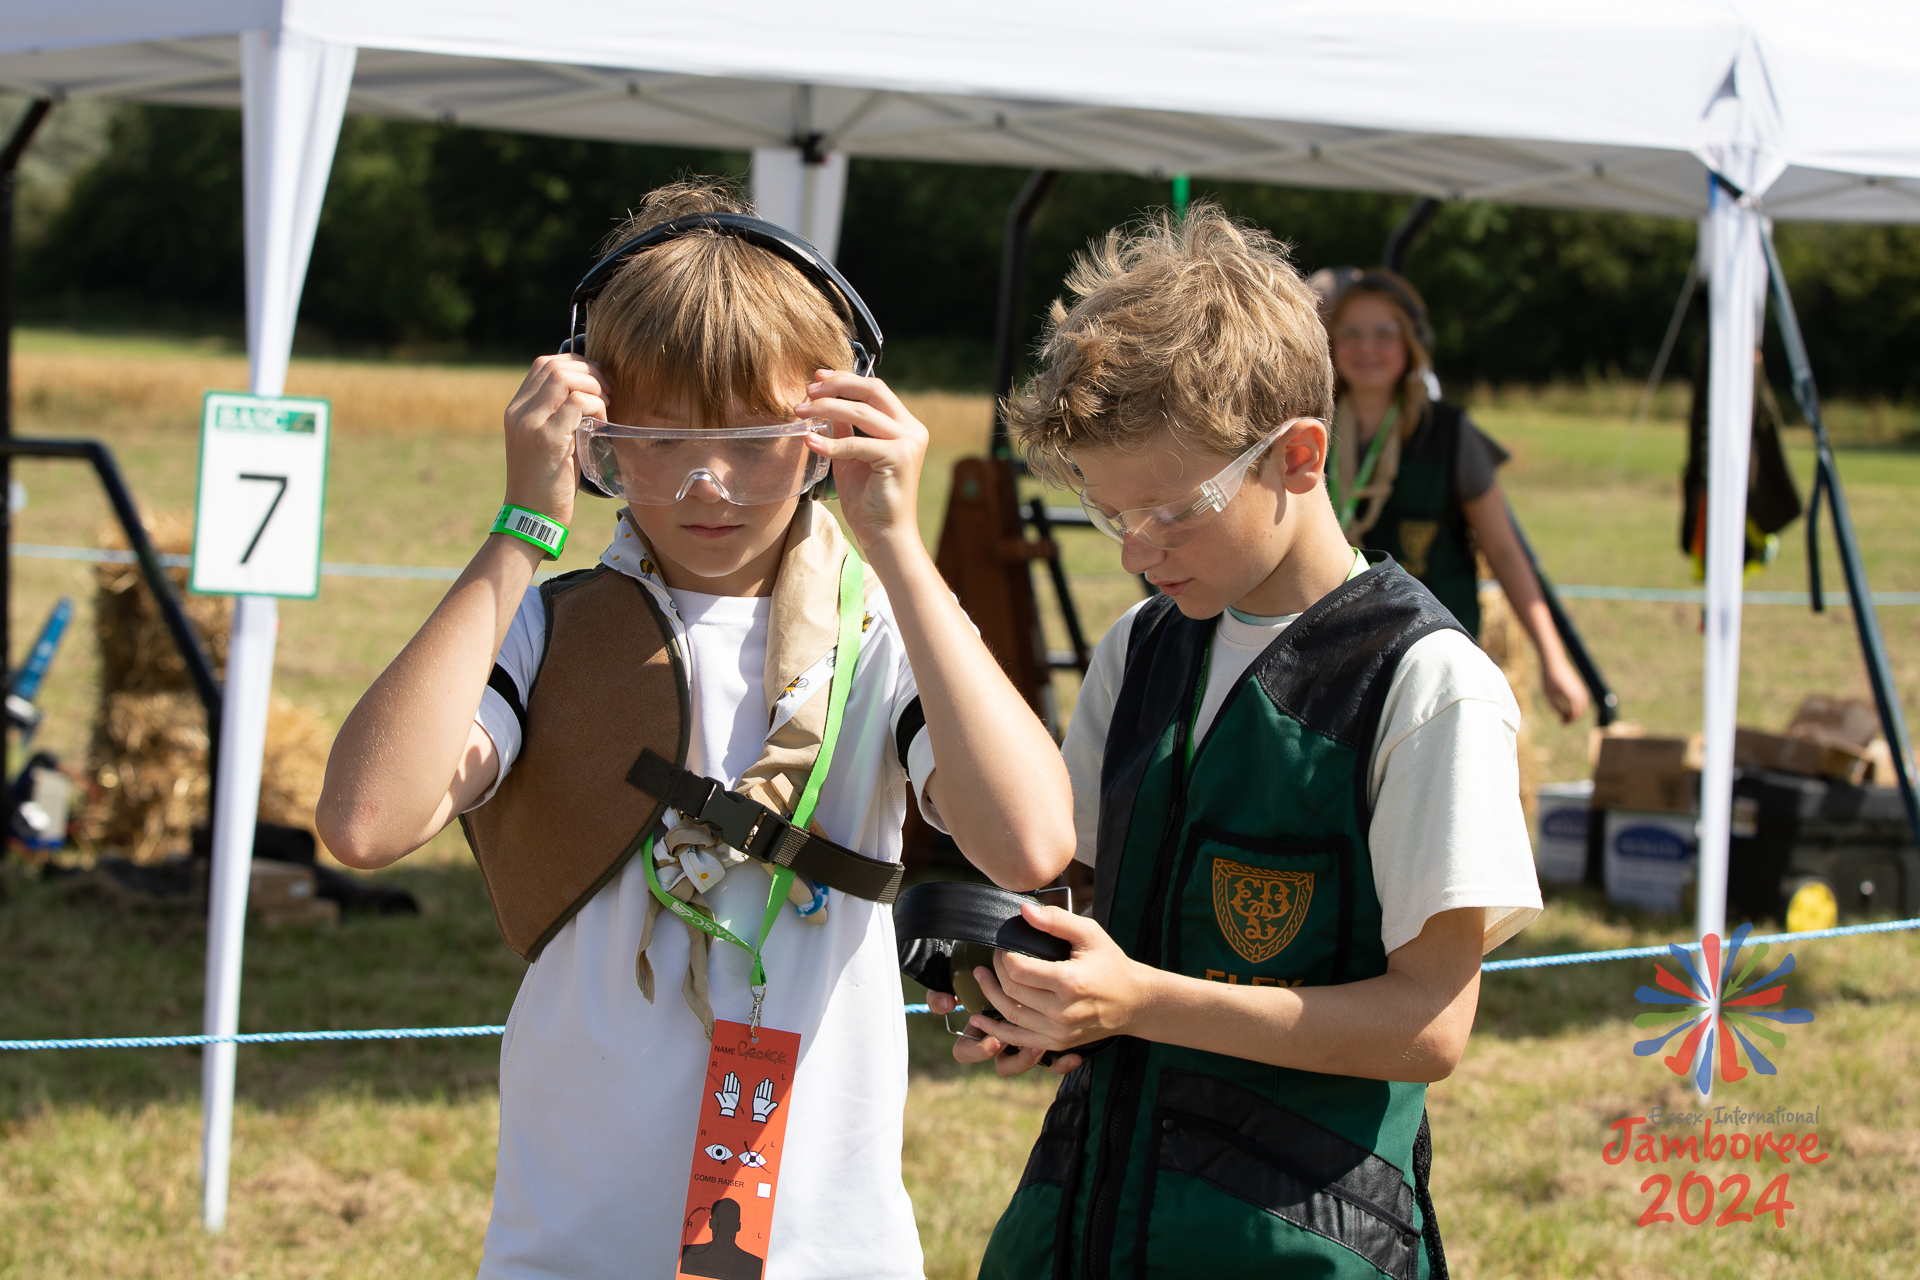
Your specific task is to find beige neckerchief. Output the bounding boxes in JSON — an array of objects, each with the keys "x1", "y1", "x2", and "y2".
[
  {"x1": 1334, "y1": 395, "x2": 1407, "y2": 544},
  {"x1": 619, "y1": 502, "x2": 874, "y2": 1036}
]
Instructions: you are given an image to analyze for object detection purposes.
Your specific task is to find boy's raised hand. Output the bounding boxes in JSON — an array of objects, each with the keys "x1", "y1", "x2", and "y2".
[
  {"x1": 503, "y1": 353, "x2": 608, "y2": 527},
  {"x1": 795, "y1": 371, "x2": 927, "y2": 555}
]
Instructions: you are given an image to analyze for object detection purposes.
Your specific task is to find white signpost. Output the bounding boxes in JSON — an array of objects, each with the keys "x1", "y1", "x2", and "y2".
[{"x1": 191, "y1": 391, "x2": 330, "y2": 1230}]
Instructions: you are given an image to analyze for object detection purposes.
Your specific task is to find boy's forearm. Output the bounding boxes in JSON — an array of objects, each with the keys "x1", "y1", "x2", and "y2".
[
  {"x1": 318, "y1": 534, "x2": 542, "y2": 866},
  {"x1": 865, "y1": 532, "x2": 1075, "y2": 890},
  {"x1": 1127, "y1": 963, "x2": 1481, "y2": 1084}
]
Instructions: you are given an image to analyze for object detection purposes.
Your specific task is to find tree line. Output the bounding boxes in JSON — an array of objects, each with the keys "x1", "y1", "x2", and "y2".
[{"x1": 20, "y1": 104, "x2": 1920, "y2": 400}]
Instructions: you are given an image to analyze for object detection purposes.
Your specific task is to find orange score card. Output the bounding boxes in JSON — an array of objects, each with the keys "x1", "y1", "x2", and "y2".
[{"x1": 674, "y1": 1021, "x2": 801, "y2": 1280}]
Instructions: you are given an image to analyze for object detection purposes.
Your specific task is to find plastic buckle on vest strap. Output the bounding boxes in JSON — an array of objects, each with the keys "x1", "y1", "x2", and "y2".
[{"x1": 693, "y1": 785, "x2": 773, "y2": 855}]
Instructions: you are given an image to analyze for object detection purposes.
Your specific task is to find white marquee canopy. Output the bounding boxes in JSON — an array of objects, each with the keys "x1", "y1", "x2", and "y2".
[
  {"x1": 5, "y1": 0, "x2": 1916, "y2": 1230},
  {"x1": 7, "y1": 1, "x2": 1920, "y2": 223}
]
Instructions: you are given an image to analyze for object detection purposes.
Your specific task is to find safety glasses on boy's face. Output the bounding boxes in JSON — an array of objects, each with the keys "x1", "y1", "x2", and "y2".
[
  {"x1": 1076, "y1": 417, "x2": 1318, "y2": 551},
  {"x1": 576, "y1": 418, "x2": 833, "y2": 507}
]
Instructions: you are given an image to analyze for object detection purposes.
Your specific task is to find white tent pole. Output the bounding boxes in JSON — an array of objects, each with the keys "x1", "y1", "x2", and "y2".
[
  {"x1": 202, "y1": 26, "x2": 355, "y2": 1234},
  {"x1": 1694, "y1": 178, "x2": 1763, "y2": 959},
  {"x1": 750, "y1": 145, "x2": 848, "y2": 264}
]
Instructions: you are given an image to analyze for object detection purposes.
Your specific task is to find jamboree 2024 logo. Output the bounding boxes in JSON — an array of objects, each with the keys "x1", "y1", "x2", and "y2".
[{"x1": 1603, "y1": 924, "x2": 1824, "y2": 1229}]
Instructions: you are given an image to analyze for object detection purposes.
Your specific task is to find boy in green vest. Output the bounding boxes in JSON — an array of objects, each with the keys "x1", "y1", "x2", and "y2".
[{"x1": 936, "y1": 205, "x2": 1543, "y2": 1279}]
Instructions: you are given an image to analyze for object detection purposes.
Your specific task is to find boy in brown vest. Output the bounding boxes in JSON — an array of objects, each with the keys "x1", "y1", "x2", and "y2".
[{"x1": 318, "y1": 180, "x2": 1073, "y2": 1279}]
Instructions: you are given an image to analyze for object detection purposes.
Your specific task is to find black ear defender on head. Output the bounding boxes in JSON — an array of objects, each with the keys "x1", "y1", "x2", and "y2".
[{"x1": 561, "y1": 212, "x2": 883, "y2": 499}]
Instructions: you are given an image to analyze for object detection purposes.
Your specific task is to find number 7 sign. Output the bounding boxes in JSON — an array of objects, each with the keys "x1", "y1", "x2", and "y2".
[{"x1": 191, "y1": 392, "x2": 330, "y2": 598}]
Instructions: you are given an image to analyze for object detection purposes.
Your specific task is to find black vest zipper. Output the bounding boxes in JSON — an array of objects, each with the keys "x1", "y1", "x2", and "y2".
[{"x1": 1082, "y1": 700, "x2": 1199, "y2": 1279}]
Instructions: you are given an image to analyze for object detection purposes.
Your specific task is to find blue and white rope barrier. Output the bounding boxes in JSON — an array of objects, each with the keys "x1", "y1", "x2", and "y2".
[{"x1": 5, "y1": 918, "x2": 1914, "y2": 1052}]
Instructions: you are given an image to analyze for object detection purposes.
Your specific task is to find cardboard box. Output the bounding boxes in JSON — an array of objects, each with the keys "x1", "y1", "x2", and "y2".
[
  {"x1": 249, "y1": 859, "x2": 318, "y2": 913},
  {"x1": 1534, "y1": 781, "x2": 1593, "y2": 885},
  {"x1": 1592, "y1": 735, "x2": 1698, "y2": 815},
  {"x1": 1787, "y1": 695, "x2": 1879, "y2": 750},
  {"x1": 259, "y1": 898, "x2": 341, "y2": 929},
  {"x1": 1734, "y1": 728, "x2": 1873, "y2": 785},
  {"x1": 1604, "y1": 810, "x2": 1697, "y2": 915}
]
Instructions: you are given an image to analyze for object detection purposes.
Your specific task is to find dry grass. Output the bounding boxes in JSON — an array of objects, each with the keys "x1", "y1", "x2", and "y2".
[{"x1": 4, "y1": 329, "x2": 1919, "y2": 1276}]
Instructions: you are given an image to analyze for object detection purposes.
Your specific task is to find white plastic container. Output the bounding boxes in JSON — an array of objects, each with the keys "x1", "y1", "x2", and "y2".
[
  {"x1": 1603, "y1": 810, "x2": 1698, "y2": 914},
  {"x1": 1534, "y1": 781, "x2": 1593, "y2": 885}
]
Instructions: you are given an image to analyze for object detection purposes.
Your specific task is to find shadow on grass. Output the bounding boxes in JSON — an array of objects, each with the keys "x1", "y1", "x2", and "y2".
[{"x1": 0, "y1": 858, "x2": 524, "y2": 1121}]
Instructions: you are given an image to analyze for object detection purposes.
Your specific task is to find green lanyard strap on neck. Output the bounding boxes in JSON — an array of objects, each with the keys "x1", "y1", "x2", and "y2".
[
  {"x1": 1330, "y1": 401, "x2": 1398, "y2": 529},
  {"x1": 641, "y1": 550, "x2": 866, "y2": 1035}
]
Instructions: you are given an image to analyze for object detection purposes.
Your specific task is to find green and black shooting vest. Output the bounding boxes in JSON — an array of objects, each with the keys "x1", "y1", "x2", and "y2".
[
  {"x1": 1361, "y1": 403, "x2": 1479, "y2": 637},
  {"x1": 981, "y1": 554, "x2": 1464, "y2": 1280}
]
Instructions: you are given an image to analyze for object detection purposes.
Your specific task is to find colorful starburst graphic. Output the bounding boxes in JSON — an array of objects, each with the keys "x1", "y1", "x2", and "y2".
[{"x1": 1633, "y1": 923, "x2": 1814, "y2": 1094}]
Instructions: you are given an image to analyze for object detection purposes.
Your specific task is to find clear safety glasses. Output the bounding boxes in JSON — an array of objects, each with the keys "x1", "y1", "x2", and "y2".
[
  {"x1": 576, "y1": 418, "x2": 833, "y2": 507},
  {"x1": 1077, "y1": 417, "x2": 1318, "y2": 551}
]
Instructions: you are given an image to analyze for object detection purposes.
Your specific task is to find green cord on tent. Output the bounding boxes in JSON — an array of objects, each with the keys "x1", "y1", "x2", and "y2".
[{"x1": 1171, "y1": 173, "x2": 1190, "y2": 217}]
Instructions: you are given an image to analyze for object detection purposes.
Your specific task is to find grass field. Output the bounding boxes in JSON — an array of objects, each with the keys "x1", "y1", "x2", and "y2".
[{"x1": 3, "y1": 329, "x2": 1918, "y2": 1277}]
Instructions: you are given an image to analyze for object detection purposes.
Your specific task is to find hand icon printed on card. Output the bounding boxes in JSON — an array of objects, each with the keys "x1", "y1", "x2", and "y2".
[
  {"x1": 751, "y1": 1078, "x2": 778, "y2": 1123},
  {"x1": 714, "y1": 1071, "x2": 741, "y2": 1118}
]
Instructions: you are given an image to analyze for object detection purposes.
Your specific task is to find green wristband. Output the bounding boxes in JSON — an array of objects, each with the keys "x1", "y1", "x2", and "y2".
[{"x1": 492, "y1": 503, "x2": 568, "y2": 559}]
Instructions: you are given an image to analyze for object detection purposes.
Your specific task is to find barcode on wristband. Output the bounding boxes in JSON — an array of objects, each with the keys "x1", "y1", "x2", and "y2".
[{"x1": 510, "y1": 512, "x2": 560, "y2": 543}]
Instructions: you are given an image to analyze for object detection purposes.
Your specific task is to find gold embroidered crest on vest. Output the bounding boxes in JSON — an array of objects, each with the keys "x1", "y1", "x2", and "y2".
[
  {"x1": 1396, "y1": 519, "x2": 1440, "y2": 577},
  {"x1": 1211, "y1": 859, "x2": 1314, "y2": 964}
]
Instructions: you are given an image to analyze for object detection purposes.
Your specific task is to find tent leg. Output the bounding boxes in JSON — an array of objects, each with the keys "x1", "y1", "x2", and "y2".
[
  {"x1": 1696, "y1": 183, "x2": 1766, "y2": 959},
  {"x1": 1759, "y1": 233, "x2": 1920, "y2": 850},
  {"x1": 750, "y1": 144, "x2": 849, "y2": 264},
  {"x1": 201, "y1": 27, "x2": 356, "y2": 1233}
]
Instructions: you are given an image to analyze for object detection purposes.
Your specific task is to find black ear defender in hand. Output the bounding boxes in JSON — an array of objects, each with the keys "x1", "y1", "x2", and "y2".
[
  {"x1": 895, "y1": 881, "x2": 1072, "y2": 1061},
  {"x1": 558, "y1": 212, "x2": 885, "y2": 499}
]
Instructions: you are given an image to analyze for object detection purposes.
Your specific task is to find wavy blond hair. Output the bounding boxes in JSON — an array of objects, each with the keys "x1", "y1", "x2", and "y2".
[{"x1": 1008, "y1": 202, "x2": 1333, "y2": 487}]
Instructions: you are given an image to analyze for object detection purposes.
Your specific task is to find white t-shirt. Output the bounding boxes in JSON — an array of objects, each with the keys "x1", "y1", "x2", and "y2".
[
  {"x1": 470, "y1": 519, "x2": 932, "y2": 1280},
  {"x1": 1065, "y1": 596, "x2": 1542, "y2": 958}
]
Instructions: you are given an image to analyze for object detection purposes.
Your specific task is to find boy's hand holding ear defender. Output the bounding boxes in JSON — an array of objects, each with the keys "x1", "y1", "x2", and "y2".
[
  {"x1": 794, "y1": 370, "x2": 927, "y2": 556},
  {"x1": 502, "y1": 353, "x2": 609, "y2": 529}
]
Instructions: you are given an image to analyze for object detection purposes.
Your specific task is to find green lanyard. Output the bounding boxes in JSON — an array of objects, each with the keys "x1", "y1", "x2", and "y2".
[
  {"x1": 1329, "y1": 402, "x2": 1398, "y2": 529},
  {"x1": 641, "y1": 550, "x2": 865, "y2": 1038}
]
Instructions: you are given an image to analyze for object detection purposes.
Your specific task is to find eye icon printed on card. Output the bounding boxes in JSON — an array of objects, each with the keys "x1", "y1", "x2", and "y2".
[
  {"x1": 751, "y1": 1078, "x2": 778, "y2": 1123},
  {"x1": 703, "y1": 1143, "x2": 735, "y2": 1163},
  {"x1": 737, "y1": 1149, "x2": 768, "y2": 1169},
  {"x1": 714, "y1": 1071, "x2": 741, "y2": 1118}
]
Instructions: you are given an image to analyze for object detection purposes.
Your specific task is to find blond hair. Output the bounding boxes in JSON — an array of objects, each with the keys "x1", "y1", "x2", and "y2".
[
  {"x1": 1008, "y1": 202, "x2": 1333, "y2": 487},
  {"x1": 585, "y1": 178, "x2": 855, "y2": 429}
]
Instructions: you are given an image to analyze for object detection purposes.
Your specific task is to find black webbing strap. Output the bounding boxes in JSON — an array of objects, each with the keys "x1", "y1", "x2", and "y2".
[
  {"x1": 487, "y1": 663, "x2": 527, "y2": 741},
  {"x1": 627, "y1": 749, "x2": 905, "y2": 904}
]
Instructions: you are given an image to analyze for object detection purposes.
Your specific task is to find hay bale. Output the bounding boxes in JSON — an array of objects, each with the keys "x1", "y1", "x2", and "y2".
[
  {"x1": 84, "y1": 513, "x2": 332, "y2": 863},
  {"x1": 94, "y1": 511, "x2": 230, "y2": 695}
]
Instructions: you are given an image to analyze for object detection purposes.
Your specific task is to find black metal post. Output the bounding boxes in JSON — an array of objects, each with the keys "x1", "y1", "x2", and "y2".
[
  {"x1": 990, "y1": 168, "x2": 1059, "y2": 461},
  {"x1": 0, "y1": 439, "x2": 223, "y2": 761},
  {"x1": 2, "y1": 100, "x2": 55, "y2": 705},
  {"x1": 1026, "y1": 498, "x2": 1091, "y2": 672},
  {"x1": 1759, "y1": 233, "x2": 1920, "y2": 850},
  {"x1": 1505, "y1": 500, "x2": 1620, "y2": 726},
  {"x1": 1382, "y1": 196, "x2": 1441, "y2": 275}
]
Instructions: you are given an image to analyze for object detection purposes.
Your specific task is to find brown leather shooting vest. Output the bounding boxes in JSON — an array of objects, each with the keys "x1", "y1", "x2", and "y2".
[{"x1": 460, "y1": 566, "x2": 687, "y2": 960}]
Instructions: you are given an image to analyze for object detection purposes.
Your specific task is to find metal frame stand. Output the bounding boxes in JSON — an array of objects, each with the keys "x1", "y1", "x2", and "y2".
[
  {"x1": 0, "y1": 101, "x2": 224, "y2": 813},
  {"x1": 2, "y1": 100, "x2": 54, "y2": 700},
  {"x1": 1760, "y1": 233, "x2": 1920, "y2": 850}
]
